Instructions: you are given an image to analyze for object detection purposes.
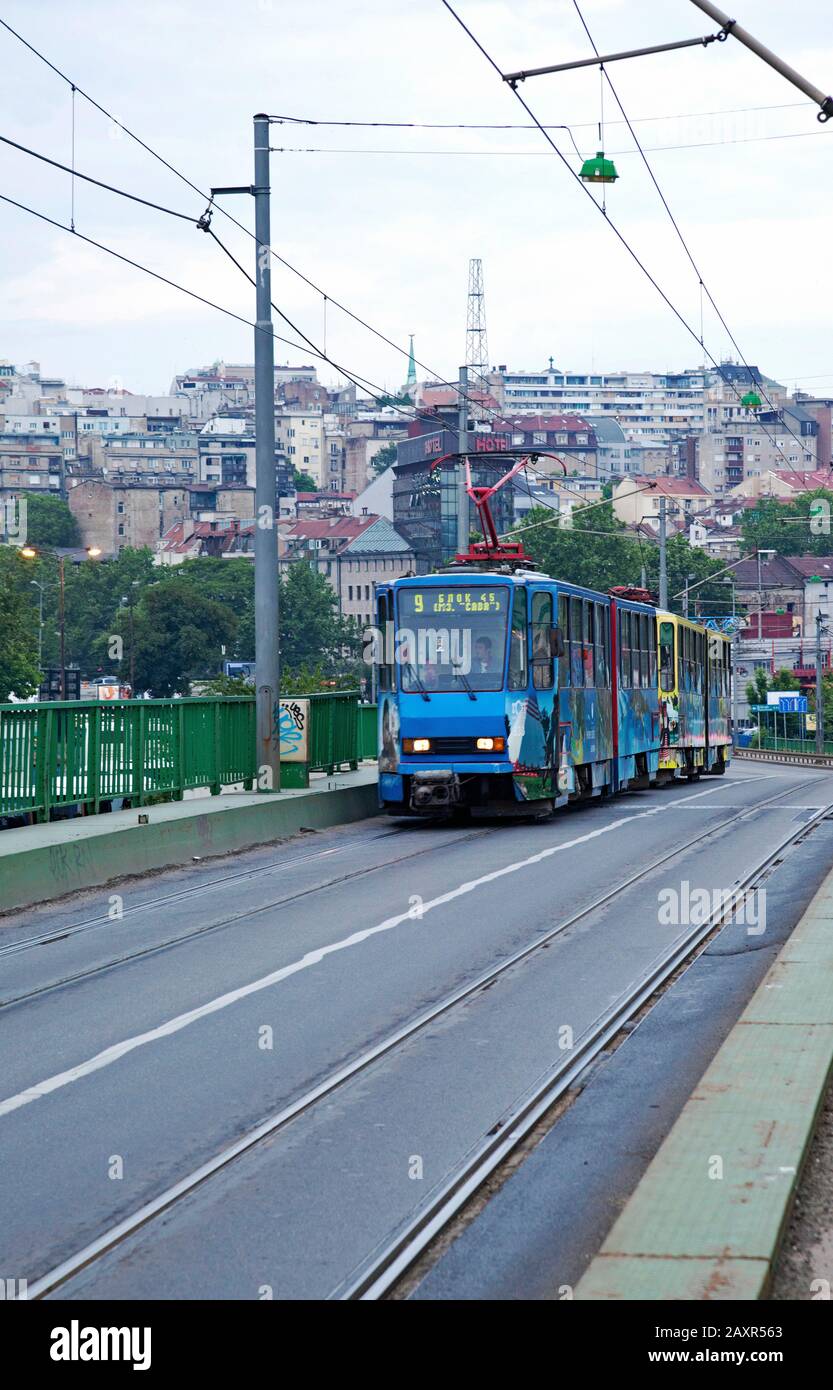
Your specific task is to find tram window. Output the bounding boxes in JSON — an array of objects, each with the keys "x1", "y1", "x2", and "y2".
[
  {"x1": 648, "y1": 617, "x2": 658, "y2": 688},
  {"x1": 631, "y1": 613, "x2": 642, "y2": 688},
  {"x1": 639, "y1": 615, "x2": 650, "y2": 688},
  {"x1": 558, "y1": 594, "x2": 570, "y2": 687},
  {"x1": 508, "y1": 587, "x2": 528, "y2": 690},
  {"x1": 659, "y1": 621, "x2": 674, "y2": 693},
  {"x1": 595, "y1": 604, "x2": 608, "y2": 686},
  {"x1": 378, "y1": 592, "x2": 392, "y2": 691},
  {"x1": 532, "y1": 591, "x2": 554, "y2": 690},
  {"x1": 570, "y1": 596, "x2": 583, "y2": 688},
  {"x1": 623, "y1": 614, "x2": 636, "y2": 689},
  {"x1": 583, "y1": 601, "x2": 594, "y2": 687}
]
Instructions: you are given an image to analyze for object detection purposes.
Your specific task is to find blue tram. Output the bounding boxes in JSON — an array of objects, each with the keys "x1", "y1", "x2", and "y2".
[
  {"x1": 375, "y1": 569, "x2": 664, "y2": 816},
  {"x1": 374, "y1": 447, "x2": 728, "y2": 816}
]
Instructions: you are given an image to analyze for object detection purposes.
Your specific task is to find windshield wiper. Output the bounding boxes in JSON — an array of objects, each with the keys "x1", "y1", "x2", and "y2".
[
  {"x1": 452, "y1": 666, "x2": 477, "y2": 700},
  {"x1": 404, "y1": 661, "x2": 431, "y2": 701}
]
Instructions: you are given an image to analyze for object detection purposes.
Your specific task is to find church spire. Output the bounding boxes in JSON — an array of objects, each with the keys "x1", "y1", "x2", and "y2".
[{"x1": 406, "y1": 333, "x2": 417, "y2": 389}]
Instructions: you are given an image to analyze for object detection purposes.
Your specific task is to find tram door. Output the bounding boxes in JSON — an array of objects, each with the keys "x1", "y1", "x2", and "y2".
[{"x1": 527, "y1": 585, "x2": 560, "y2": 798}]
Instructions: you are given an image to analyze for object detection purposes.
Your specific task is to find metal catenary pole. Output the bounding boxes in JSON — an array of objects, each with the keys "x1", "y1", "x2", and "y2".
[
  {"x1": 816, "y1": 611, "x2": 825, "y2": 754},
  {"x1": 658, "y1": 495, "x2": 668, "y2": 609},
  {"x1": 254, "y1": 113, "x2": 281, "y2": 791},
  {"x1": 457, "y1": 365, "x2": 469, "y2": 556}
]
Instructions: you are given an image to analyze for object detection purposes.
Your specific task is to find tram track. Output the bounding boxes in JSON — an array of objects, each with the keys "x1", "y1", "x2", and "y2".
[
  {"x1": 0, "y1": 823, "x2": 511, "y2": 1010},
  {"x1": 343, "y1": 790, "x2": 833, "y2": 1299},
  {"x1": 18, "y1": 774, "x2": 824, "y2": 1301}
]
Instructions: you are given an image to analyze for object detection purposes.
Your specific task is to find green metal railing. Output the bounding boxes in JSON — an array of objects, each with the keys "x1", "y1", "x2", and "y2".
[
  {"x1": 753, "y1": 733, "x2": 833, "y2": 757},
  {"x1": 1, "y1": 692, "x2": 375, "y2": 822},
  {"x1": 358, "y1": 702, "x2": 378, "y2": 761}
]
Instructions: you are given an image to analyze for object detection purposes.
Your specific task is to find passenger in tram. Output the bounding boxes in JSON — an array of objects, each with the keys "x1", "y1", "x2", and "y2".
[{"x1": 473, "y1": 635, "x2": 499, "y2": 675}]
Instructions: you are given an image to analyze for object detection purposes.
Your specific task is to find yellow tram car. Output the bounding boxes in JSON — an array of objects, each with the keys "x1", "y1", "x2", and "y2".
[{"x1": 657, "y1": 612, "x2": 732, "y2": 780}]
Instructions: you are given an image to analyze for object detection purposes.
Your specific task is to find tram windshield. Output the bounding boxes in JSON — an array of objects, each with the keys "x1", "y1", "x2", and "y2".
[{"x1": 397, "y1": 586, "x2": 510, "y2": 692}]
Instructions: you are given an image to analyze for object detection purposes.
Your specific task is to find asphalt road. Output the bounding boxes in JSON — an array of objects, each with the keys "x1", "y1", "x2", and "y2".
[{"x1": 2, "y1": 762, "x2": 832, "y2": 1300}]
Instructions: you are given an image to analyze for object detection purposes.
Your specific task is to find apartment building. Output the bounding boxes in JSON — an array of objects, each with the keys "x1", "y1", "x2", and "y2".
[{"x1": 277, "y1": 514, "x2": 414, "y2": 626}]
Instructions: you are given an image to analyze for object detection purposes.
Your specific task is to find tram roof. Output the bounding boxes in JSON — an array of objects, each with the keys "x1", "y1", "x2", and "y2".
[{"x1": 391, "y1": 571, "x2": 657, "y2": 610}]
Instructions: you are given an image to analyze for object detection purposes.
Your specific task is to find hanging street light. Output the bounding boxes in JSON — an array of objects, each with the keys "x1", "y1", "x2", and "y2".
[{"x1": 580, "y1": 150, "x2": 619, "y2": 184}]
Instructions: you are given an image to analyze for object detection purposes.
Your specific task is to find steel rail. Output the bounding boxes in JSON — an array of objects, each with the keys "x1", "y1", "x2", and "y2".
[
  {"x1": 339, "y1": 794, "x2": 833, "y2": 1299},
  {"x1": 19, "y1": 775, "x2": 812, "y2": 1301},
  {"x1": 0, "y1": 826, "x2": 499, "y2": 1009}
]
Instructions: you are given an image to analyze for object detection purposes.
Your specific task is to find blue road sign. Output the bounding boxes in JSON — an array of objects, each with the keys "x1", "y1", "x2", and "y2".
[{"x1": 778, "y1": 695, "x2": 808, "y2": 713}]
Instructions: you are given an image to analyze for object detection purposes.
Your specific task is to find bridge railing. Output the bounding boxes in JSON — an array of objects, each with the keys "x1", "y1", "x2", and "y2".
[{"x1": 1, "y1": 692, "x2": 372, "y2": 822}]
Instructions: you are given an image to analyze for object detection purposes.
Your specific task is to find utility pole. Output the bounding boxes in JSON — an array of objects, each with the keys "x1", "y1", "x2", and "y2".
[
  {"x1": 816, "y1": 611, "x2": 826, "y2": 754},
  {"x1": 457, "y1": 365, "x2": 469, "y2": 556},
  {"x1": 212, "y1": 124, "x2": 281, "y2": 787},
  {"x1": 58, "y1": 556, "x2": 66, "y2": 701},
  {"x1": 658, "y1": 495, "x2": 668, "y2": 608},
  {"x1": 253, "y1": 113, "x2": 281, "y2": 791}
]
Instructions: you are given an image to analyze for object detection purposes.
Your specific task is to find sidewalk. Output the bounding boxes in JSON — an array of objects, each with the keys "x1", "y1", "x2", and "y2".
[
  {"x1": 575, "y1": 867, "x2": 833, "y2": 1300},
  {"x1": 0, "y1": 767, "x2": 379, "y2": 914}
]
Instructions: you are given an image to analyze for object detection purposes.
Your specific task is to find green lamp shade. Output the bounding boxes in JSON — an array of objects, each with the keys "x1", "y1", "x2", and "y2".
[
  {"x1": 580, "y1": 150, "x2": 618, "y2": 184},
  {"x1": 741, "y1": 391, "x2": 762, "y2": 409}
]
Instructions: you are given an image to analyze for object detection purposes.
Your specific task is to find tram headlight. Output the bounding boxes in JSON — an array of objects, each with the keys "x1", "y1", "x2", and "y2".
[
  {"x1": 476, "y1": 736, "x2": 505, "y2": 752},
  {"x1": 403, "y1": 737, "x2": 431, "y2": 753}
]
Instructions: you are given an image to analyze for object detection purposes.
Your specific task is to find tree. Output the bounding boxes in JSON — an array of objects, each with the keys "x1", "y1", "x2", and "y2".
[
  {"x1": 0, "y1": 547, "x2": 42, "y2": 700},
  {"x1": 174, "y1": 558, "x2": 255, "y2": 659},
  {"x1": 116, "y1": 582, "x2": 238, "y2": 696},
  {"x1": 371, "y1": 442, "x2": 398, "y2": 476},
  {"x1": 741, "y1": 489, "x2": 833, "y2": 557},
  {"x1": 24, "y1": 494, "x2": 81, "y2": 548},
  {"x1": 279, "y1": 561, "x2": 361, "y2": 675},
  {"x1": 59, "y1": 548, "x2": 156, "y2": 674},
  {"x1": 522, "y1": 502, "x2": 644, "y2": 594},
  {"x1": 293, "y1": 468, "x2": 318, "y2": 493}
]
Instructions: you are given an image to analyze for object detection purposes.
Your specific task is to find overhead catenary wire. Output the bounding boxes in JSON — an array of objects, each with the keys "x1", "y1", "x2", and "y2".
[
  {"x1": 0, "y1": 132, "x2": 203, "y2": 224},
  {"x1": 569, "y1": 0, "x2": 813, "y2": 469},
  {"x1": 268, "y1": 127, "x2": 832, "y2": 157},
  {"x1": 267, "y1": 99, "x2": 812, "y2": 130},
  {"x1": 0, "y1": 17, "x2": 507, "y2": 424},
  {"x1": 439, "y1": 0, "x2": 814, "y2": 478},
  {"x1": 2, "y1": 11, "x2": 809, "y2": 471}
]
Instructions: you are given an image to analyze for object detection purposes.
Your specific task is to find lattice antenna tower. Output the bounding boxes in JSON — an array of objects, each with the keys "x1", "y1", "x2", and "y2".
[{"x1": 465, "y1": 258, "x2": 490, "y2": 420}]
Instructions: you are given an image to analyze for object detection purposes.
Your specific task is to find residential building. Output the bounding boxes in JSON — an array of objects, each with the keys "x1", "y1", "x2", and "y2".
[
  {"x1": 155, "y1": 516, "x2": 255, "y2": 565},
  {"x1": 0, "y1": 428, "x2": 64, "y2": 500},
  {"x1": 492, "y1": 364, "x2": 709, "y2": 443},
  {"x1": 696, "y1": 408, "x2": 819, "y2": 495},
  {"x1": 277, "y1": 513, "x2": 415, "y2": 625},
  {"x1": 68, "y1": 478, "x2": 193, "y2": 554},
  {"x1": 612, "y1": 474, "x2": 712, "y2": 528},
  {"x1": 275, "y1": 410, "x2": 326, "y2": 486}
]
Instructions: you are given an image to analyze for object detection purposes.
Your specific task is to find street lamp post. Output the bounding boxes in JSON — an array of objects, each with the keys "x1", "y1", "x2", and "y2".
[
  {"x1": 21, "y1": 545, "x2": 102, "y2": 699},
  {"x1": 30, "y1": 578, "x2": 46, "y2": 667}
]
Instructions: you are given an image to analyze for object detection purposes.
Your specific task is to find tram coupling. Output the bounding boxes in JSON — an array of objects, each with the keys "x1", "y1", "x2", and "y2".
[{"x1": 410, "y1": 770, "x2": 461, "y2": 811}]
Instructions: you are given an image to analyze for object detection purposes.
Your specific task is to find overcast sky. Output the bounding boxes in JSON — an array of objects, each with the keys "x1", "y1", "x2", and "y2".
[{"x1": 1, "y1": 0, "x2": 831, "y2": 397}]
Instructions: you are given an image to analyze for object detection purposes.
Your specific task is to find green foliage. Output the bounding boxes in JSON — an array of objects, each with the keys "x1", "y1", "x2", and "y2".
[
  {"x1": 522, "y1": 502, "x2": 642, "y2": 594},
  {"x1": 279, "y1": 664, "x2": 360, "y2": 695},
  {"x1": 116, "y1": 582, "x2": 238, "y2": 696},
  {"x1": 0, "y1": 547, "x2": 42, "y2": 700},
  {"x1": 740, "y1": 489, "x2": 833, "y2": 557},
  {"x1": 279, "y1": 561, "x2": 361, "y2": 675},
  {"x1": 194, "y1": 674, "x2": 253, "y2": 696},
  {"x1": 520, "y1": 502, "x2": 730, "y2": 615},
  {"x1": 24, "y1": 494, "x2": 81, "y2": 548},
  {"x1": 60, "y1": 549, "x2": 156, "y2": 675},
  {"x1": 371, "y1": 442, "x2": 398, "y2": 477},
  {"x1": 293, "y1": 468, "x2": 318, "y2": 492},
  {"x1": 747, "y1": 667, "x2": 807, "y2": 739}
]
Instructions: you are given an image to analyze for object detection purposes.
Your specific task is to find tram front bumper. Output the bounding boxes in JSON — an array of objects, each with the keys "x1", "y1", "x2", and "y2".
[{"x1": 409, "y1": 770, "x2": 462, "y2": 810}]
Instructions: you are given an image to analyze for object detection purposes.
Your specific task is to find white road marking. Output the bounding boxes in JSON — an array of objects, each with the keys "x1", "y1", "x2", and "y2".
[{"x1": 0, "y1": 776, "x2": 776, "y2": 1120}]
